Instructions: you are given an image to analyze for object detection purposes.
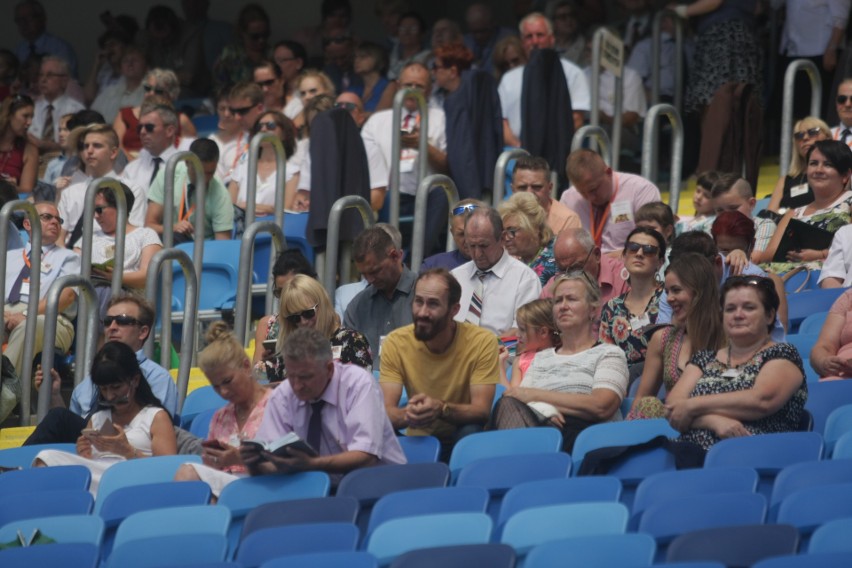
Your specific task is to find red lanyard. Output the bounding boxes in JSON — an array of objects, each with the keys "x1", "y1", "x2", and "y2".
[
  {"x1": 178, "y1": 183, "x2": 195, "y2": 223},
  {"x1": 589, "y1": 173, "x2": 619, "y2": 247}
]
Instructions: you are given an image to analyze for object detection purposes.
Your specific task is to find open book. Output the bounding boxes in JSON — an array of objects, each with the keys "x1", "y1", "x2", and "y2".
[{"x1": 240, "y1": 433, "x2": 318, "y2": 458}]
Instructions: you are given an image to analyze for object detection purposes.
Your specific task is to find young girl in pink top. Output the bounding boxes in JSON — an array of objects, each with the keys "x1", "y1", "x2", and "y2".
[{"x1": 500, "y1": 299, "x2": 560, "y2": 387}]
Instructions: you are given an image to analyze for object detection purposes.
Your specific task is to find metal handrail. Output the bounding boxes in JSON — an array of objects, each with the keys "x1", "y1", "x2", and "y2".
[
  {"x1": 411, "y1": 175, "x2": 461, "y2": 270},
  {"x1": 323, "y1": 196, "x2": 375, "y2": 302},
  {"x1": 389, "y1": 88, "x2": 429, "y2": 227},
  {"x1": 144, "y1": 248, "x2": 198, "y2": 412},
  {"x1": 0, "y1": 201, "x2": 40, "y2": 425},
  {"x1": 78, "y1": 177, "x2": 127, "y2": 382},
  {"x1": 571, "y1": 126, "x2": 613, "y2": 166},
  {"x1": 233, "y1": 221, "x2": 287, "y2": 347},
  {"x1": 491, "y1": 149, "x2": 530, "y2": 205},
  {"x1": 590, "y1": 28, "x2": 624, "y2": 170},
  {"x1": 35, "y1": 276, "x2": 98, "y2": 423},
  {"x1": 780, "y1": 59, "x2": 822, "y2": 178},
  {"x1": 244, "y1": 132, "x2": 288, "y2": 228},
  {"x1": 641, "y1": 103, "x2": 684, "y2": 214},
  {"x1": 651, "y1": 9, "x2": 685, "y2": 114}
]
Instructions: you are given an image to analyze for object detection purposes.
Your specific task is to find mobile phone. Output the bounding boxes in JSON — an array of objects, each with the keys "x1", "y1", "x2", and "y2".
[
  {"x1": 262, "y1": 339, "x2": 277, "y2": 350},
  {"x1": 99, "y1": 418, "x2": 118, "y2": 436},
  {"x1": 81, "y1": 428, "x2": 99, "y2": 438}
]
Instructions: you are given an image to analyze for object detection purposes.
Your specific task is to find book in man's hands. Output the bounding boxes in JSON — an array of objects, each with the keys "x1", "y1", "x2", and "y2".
[{"x1": 240, "y1": 433, "x2": 318, "y2": 458}]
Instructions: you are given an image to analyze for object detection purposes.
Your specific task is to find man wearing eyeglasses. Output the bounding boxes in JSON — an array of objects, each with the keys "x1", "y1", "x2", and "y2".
[
  {"x1": 335, "y1": 93, "x2": 366, "y2": 128},
  {"x1": 512, "y1": 155, "x2": 581, "y2": 235},
  {"x1": 2, "y1": 202, "x2": 80, "y2": 422},
  {"x1": 23, "y1": 294, "x2": 177, "y2": 445},
  {"x1": 832, "y1": 79, "x2": 852, "y2": 146},
  {"x1": 540, "y1": 227, "x2": 628, "y2": 307},
  {"x1": 228, "y1": 82, "x2": 265, "y2": 136},
  {"x1": 28, "y1": 56, "x2": 84, "y2": 154}
]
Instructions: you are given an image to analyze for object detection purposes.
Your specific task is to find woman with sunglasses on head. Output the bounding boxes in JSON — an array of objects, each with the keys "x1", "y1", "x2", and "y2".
[
  {"x1": 492, "y1": 272, "x2": 629, "y2": 452},
  {"x1": 228, "y1": 110, "x2": 299, "y2": 217},
  {"x1": 756, "y1": 139, "x2": 852, "y2": 267},
  {"x1": 498, "y1": 192, "x2": 557, "y2": 287},
  {"x1": 628, "y1": 253, "x2": 725, "y2": 420},
  {"x1": 112, "y1": 69, "x2": 197, "y2": 159},
  {"x1": 666, "y1": 276, "x2": 806, "y2": 450},
  {"x1": 75, "y1": 183, "x2": 162, "y2": 323},
  {"x1": 599, "y1": 227, "x2": 666, "y2": 376},
  {"x1": 767, "y1": 117, "x2": 831, "y2": 214},
  {"x1": 253, "y1": 249, "x2": 317, "y2": 381},
  {"x1": 0, "y1": 93, "x2": 37, "y2": 193},
  {"x1": 267, "y1": 274, "x2": 371, "y2": 383},
  {"x1": 34, "y1": 341, "x2": 177, "y2": 495},
  {"x1": 174, "y1": 321, "x2": 271, "y2": 497}
]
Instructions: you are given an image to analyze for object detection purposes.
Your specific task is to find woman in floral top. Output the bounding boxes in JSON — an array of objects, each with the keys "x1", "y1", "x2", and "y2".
[
  {"x1": 267, "y1": 274, "x2": 372, "y2": 383},
  {"x1": 498, "y1": 192, "x2": 556, "y2": 287},
  {"x1": 599, "y1": 227, "x2": 666, "y2": 371}
]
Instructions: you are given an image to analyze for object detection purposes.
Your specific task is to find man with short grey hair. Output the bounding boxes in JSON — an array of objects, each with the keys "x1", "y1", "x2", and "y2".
[
  {"x1": 241, "y1": 327, "x2": 405, "y2": 480},
  {"x1": 29, "y1": 56, "x2": 84, "y2": 153}
]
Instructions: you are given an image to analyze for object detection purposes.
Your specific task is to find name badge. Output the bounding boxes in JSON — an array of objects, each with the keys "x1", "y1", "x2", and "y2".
[
  {"x1": 332, "y1": 345, "x2": 342, "y2": 360},
  {"x1": 629, "y1": 313, "x2": 651, "y2": 330},
  {"x1": 400, "y1": 150, "x2": 417, "y2": 173},
  {"x1": 610, "y1": 200, "x2": 633, "y2": 224},
  {"x1": 41, "y1": 262, "x2": 52, "y2": 273},
  {"x1": 721, "y1": 368, "x2": 741, "y2": 379},
  {"x1": 19, "y1": 282, "x2": 30, "y2": 297},
  {"x1": 790, "y1": 183, "x2": 809, "y2": 198}
]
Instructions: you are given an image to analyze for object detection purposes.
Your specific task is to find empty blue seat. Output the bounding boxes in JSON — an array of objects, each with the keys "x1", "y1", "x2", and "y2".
[
  {"x1": 388, "y1": 543, "x2": 515, "y2": 568},
  {"x1": 806, "y1": 377, "x2": 852, "y2": 434},
  {"x1": 0, "y1": 514, "x2": 104, "y2": 547},
  {"x1": 95, "y1": 455, "x2": 203, "y2": 513},
  {"x1": 497, "y1": 476, "x2": 623, "y2": 533},
  {"x1": 0, "y1": 464, "x2": 90, "y2": 493},
  {"x1": 808, "y1": 516, "x2": 852, "y2": 554},
  {"x1": 769, "y1": 460, "x2": 852, "y2": 521},
  {"x1": 0, "y1": 443, "x2": 76, "y2": 468},
  {"x1": 180, "y1": 386, "x2": 227, "y2": 428},
  {"x1": 631, "y1": 466, "x2": 758, "y2": 529},
  {"x1": 0, "y1": 542, "x2": 100, "y2": 568},
  {"x1": 823, "y1": 403, "x2": 852, "y2": 456},
  {"x1": 261, "y1": 551, "x2": 377, "y2": 568},
  {"x1": 447, "y1": 429, "x2": 562, "y2": 478},
  {"x1": 0, "y1": 489, "x2": 93, "y2": 526},
  {"x1": 787, "y1": 288, "x2": 845, "y2": 332},
  {"x1": 785, "y1": 333, "x2": 820, "y2": 359},
  {"x1": 833, "y1": 430, "x2": 852, "y2": 458},
  {"x1": 366, "y1": 512, "x2": 493, "y2": 566},
  {"x1": 501, "y1": 502, "x2": 629, "y2": 555},
  {"x1": 241, "y1": 496, "x2": 359, "y2": 541},
  {"x1": 396, "y1": 436, "x2": 440, "y2": 464},
  {"x1": 754, "y1": 552, "x2": 852, "y2": 568},
  {"x1": 189, "y1": 407, "x2": 218, "y2": 438},
  {"x1": 106, "y1": 533, "x2": 229, "y2": 568},
  {"x1": 525, "y1": 533, "x2": 656, "y2": 568},
  {"x1": 367, "y1": 486, "x2": 489, "y2": 540},
  {"x1": 703, "y1": 432, "x2": 824, "y2": 497},
  {"x1": 112, "y1": 505, "x2": 231, "y2": 553},
  {"x1": 798, "y1": 311, "x2": 830, "y2": 335},
  {"x1": 776, "y1": 482, "x2": 852, "y2": 547},
  {"x1": 666, "y1": 524, "x2": 800, "y2": 567},
  {"x1": 236, "y1": 522, "x2": 359, "y2": 568}
]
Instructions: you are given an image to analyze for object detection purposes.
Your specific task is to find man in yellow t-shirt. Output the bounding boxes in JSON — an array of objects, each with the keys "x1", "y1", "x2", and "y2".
[{"x1": 380, "y1": 268, "x2": 499, "y2": 452}]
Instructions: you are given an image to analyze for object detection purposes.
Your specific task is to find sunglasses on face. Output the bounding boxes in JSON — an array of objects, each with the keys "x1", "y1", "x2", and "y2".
[
  {"x1": 625, "y1": 241, "x2": 660, "y2": 256},
  {"x1": 103, "y1": 314, "x2": 142, "y2": 327},
  {"x1": 136, "y1": 123, "x2": 156, "y2": 134},
  {"x1": 284, "y1": 304, "x2": 319, "y2": 325},
  {"x1": 258, "y1": 120, "x2": 278, "y2": 131},
  {"x1": 335, "y1": 102, "x2": 357, "y2": 111},
  {"x1": 143, "y1": 84, "x2": 167, "y2": 96},
  {"x1": 93, "y1": 205, "x2": 113, "y2": 215},
  {"x1": 39, "y1": 212, "x2": 63, "y2": 224},
  {"x1": 452, "y1": 204, "x2": 479, "y2": 216},
  {"x1": 256, "y1": 78, "x2": 276, "y2": 88},
  {"x1": 838, "y1": 95, "x2": 852, "y2": 105},
  {"x1": 229, "y1": 105, "x2": 254, "y2": 116},
  {"x1": 793, "y1": 127, "x2": 822, "y2": 140}
]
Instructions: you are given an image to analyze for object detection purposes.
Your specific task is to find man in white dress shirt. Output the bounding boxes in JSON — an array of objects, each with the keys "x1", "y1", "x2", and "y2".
[
  {"x1": 451, "y1": 207, "x2": 541, "y2": 335},
  {"x1": 832, "y1": 78, "x2": 852, "y2": 146},
  {"x1": 28, "y1": 56, "x2": 84, "y2": 154},
  {"x1": 498, "y1": 12, "x2": 590, "y2": 146}
]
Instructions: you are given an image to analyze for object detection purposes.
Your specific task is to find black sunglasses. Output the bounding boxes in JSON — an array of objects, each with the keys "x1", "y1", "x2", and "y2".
[
  {"x1": 136, "y1": 123, "x2": 156, "y2": 134},
  {"x1": 625, "y1": 242, "x2": 660, "y2": 256},
  {"x1": 103, "y1": 315, "x2": 142, "y2": 327},
  {"x1": 258, "y1": 120, "x2": 278, "y2": 131},
  {"x1": 284, "y1": 304, "x2": 319, "y2": 325},
  {"x1": 838, "y1": 95, "x2": 852, "y2": 105},
  {"x1": 94, "y1": 205, "x2": 113, "y2": 215},
  {"x1": 143, "y1": 85, "x2": 167, "y2": 96},
  {"x1": 793, "y1": 127, "x2": 822, "y2": 141},
  {"x1": 335, "y1": 102, "x2": 357, "y2": 111},
  {"x1": 229, "y1": 105, "x2": 254, "y2": 116},
  {"x1": 256, "y1": 79, "x2": 276, "y2": 88}
]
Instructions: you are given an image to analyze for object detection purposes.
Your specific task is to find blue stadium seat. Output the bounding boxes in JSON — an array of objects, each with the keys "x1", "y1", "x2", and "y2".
[
  {"x1": 833, "y1": 430, "x2": 852, "y2": 459},
  {"x1": 666, "y1": 524, "x2": 799, "y2": 567},
  {"x1": 261, "y1": 551, "x2": 378, "y2": 568},
  {"x1": 180, "y1": 385, "x2": 227, "y2": 428},
  {"x1": 631, "y1": 466, "x2": 759, "y2": 529},
  {"x1": 754, "y1": 553, "x2": 852, "y2": 568},
  {"x1": 95, "y1": 455, "x2": 204, "y2": 514},
  {"x1": 703, "y1": 432, "x2": 824, "y2": 497},
  {"x1": 0, "y1": 542, "x2": 100, "y2": 568},
  {"x1": 191, "y1": 114, "x2": 219, "y2": 137},
  {"x1": 112, "y1": 505, "x2": 230, "y2": 555},
  {"x1": 189, "y1": 407, "x2": 218, "y2": 438},
  {"x1": 823, "y1": 403, "x2": 852, "y2": 456},
  {"x1": 366, "y1": 512, "x2": 493, "y2": 566},
  {"x1": 0, "y1": 489, "x2": 93, "y2": 526},
  {"x1": 525, "y1": 533, "x2": 655, "y2": 568},
  {"x1": 241, "y1": 497, "x2": 359, "y2": 541},
  {"x1": 769, "y1": 460, "x2": 852, "y2": 521},
  {"x1": 106, "y1": 533, "x2": 229, "y2": 568},
  {"x1": 388, "y1": 543, "x2": 515, "y2": 568},
  {"x1": 447, "y1": 428, "x2": 563, "y2": 478},
  {"x1": 570, "y1": 418, "x2": 679, "y2": 469},
  {"x1": 808, "y1": 516, "x2": 852, "y2": 554},
  {"x1": 806, "y1": 380, "x2": 852, "y2": 434},
  {"x1": 776, "y1": 482, "x2": 852, "y2": 548},
  {"x1": 785, "y1": 333, "x2": 820, "y2": 360},
  {"x1": 500, "y1": 502, "x2": 629, "y2": 556},
  {"x1": 236, "y1": 522, "x2": 359, "y2": 568},
  {"x1": 798, "y1": 311, "x2": 830, "y2": 335},
  {"x1": 787, "y1": 288, "x2": 845, "y2": 333},
  {"x1": 0, "y1": 443, "x2": 76, "y2": 468},
  {"x1": 367, "y1": 486, "x2": 489, "y2": 540},
  {"x1": 0, "y1": 464, "x2": 91, "y2": 493},
  {"x1": 0, "y1": 514, "x2": 104, "y2": 547},
  {"x1": 396, "y1": 435, "x2": 440, "y2": 464}
]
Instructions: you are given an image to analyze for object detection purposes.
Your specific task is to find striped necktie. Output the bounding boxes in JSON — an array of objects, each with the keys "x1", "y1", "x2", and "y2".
[
  {"x1": 466, "y1": 270, "x2": 491, "y2": 325},
  {"x1": 42, "y1": 104, "x2": 54, "y2": 142}
]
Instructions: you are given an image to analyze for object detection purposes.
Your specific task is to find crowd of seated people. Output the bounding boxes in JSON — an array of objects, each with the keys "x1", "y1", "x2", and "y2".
[{"x1": 4, "y1": 0, "x2": 852, "y2": 506}]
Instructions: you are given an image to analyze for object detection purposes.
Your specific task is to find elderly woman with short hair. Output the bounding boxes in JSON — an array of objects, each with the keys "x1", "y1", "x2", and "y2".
[{"x1": 498, "y1": 192, "x2": 556, "y2": 287}]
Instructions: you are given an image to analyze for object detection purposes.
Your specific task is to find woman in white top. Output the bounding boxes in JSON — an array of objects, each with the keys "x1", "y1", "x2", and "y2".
[
  {"x1": 493, "y1": 272, "x2": 629, "y2": 451},
  {"x1": 34, "y1": 342, "x2": 177, "y2": 495},
  {"x1": 228, "y1": 110, "x2": 299, "y2": 215}
]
